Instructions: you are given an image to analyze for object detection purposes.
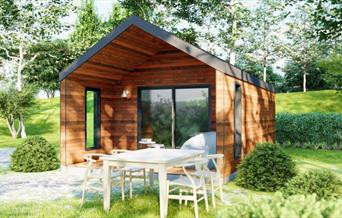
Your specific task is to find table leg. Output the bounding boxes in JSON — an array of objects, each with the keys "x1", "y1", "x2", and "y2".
[
  {"x1": 158, "y1": 166, "x2": 168, "y2": 218},
  {"x1": 149, "y1": 168, "x2": 154, "y2": 191},
  {"x1": 103, "y1": 161, "x2": 111, "y2": 211}
]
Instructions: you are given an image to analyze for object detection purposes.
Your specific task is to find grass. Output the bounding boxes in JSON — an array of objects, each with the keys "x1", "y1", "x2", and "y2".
[
  {"x1": 284, "y1": 147, "x2": 342, "y2": 179},
  {"x1": 0, "y1": 98, "x2": 60, "y2": 149},
  {"x1": 0, "y1": 190, "x2": 217, "y2": 218},
  {"x1": 276, "y1": 90, "x2": 342, "y2": 113}
]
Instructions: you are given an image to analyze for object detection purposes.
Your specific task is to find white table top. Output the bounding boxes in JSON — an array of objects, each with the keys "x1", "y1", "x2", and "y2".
[{"x1": 100, "y1": 148, "x2": 204, "y2": 164}]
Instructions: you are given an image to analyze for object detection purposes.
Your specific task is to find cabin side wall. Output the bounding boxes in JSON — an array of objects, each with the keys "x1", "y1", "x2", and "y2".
[{"x1": 215, "y1": 70, "x2": 275, "y2": 180}]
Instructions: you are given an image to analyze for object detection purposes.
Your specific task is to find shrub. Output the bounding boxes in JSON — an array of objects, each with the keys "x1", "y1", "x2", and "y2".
[
  {"x1": 10, "y1": 136, "x2": 59, "y2": 172},
  {"x1": 217, "y1": 193, "x2": 342, "y2": 218},
  {"x1": 276, "y1": 112, "x2": 342, "y2": 150},
  {"x1": 236, "y1": 142, "x2": 296, "y2": 192},
  {"x1": 281, "y1": 170, "x2": 342, "y2": 200}
]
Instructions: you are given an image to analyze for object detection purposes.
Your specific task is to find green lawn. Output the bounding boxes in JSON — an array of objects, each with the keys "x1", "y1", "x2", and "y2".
[
  {"x1": 276, "y1": 90, "x2": 342, "y2": 113},
  {"x1": 284, "y1": 147, "x2": 342, "y2": 179},
  {"x1": 0, "y1": 98, "x2": 60, "y2": 149}
]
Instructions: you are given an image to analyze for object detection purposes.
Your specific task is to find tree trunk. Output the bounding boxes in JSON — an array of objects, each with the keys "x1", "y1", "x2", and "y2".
[
  {"x1": 229, "y1": 19, "x2": 237, "y2": 66},
  {"x1": 263, "y1": 64, "x2": 267, "y2": 82},
  {"x1": 6, "y1": 117, "x2": 18, "y2": 139},
  {"x1": 303, "y1": 63, "x2": 307, "y2": 92},
  {"x1": 19, "y1": 113, "x2": 27, "y2": 138},
  {"x1": 51, "y1": 90, "x2": 55, "y2": 98}
]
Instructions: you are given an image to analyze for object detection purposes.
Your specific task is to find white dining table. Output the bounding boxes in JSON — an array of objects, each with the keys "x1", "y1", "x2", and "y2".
[{"x1": 100, "y1": 148, "x2": 204, "y2": 218}]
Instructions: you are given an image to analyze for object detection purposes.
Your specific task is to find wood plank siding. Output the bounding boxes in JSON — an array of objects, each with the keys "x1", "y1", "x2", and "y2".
[
  {"x1": 215, "y1": 70, "x2": 275, "y2": 178},
  {"x1": 60, "y1": 22, "x2": 275, "y2": 180}
]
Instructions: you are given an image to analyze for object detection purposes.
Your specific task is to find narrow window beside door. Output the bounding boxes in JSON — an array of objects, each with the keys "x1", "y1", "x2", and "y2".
[{"x1": 85, "y1": 88, "x2": 101, "y2": 149}]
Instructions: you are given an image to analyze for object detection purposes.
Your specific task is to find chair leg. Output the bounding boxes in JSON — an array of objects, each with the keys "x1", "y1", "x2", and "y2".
[
  {"x1": 211, "y1": 177, "x2": 216, "y2": 208},
  {"x1": 219, "y1": 179, "x2": 224, "y2": 202},
  {"x1": 179, "y1": 189, "x2": 182, "y2": 205},
  {"x1": 203, "y1": 185, "x2": 209, "y2": 212},
  {"x1": 129, "y1": 170, "x2": 133, "y2": 198},
  {"x1": 81, "y1": 180, "x2": 87, "y2": 207},
  {"x1": 121, "y1": 174, "x2": 125, "y2": 201},
  {"x1": 143, "y1": 169, "x2": 146, "y2": 194},
  {"x1": 193, "y1": 188, "x2": 199, "y2": 218}
]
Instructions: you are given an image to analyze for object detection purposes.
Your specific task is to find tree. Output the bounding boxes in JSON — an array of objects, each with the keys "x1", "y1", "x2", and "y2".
[
  {"x1": 0, "y1": 86, "x2": 35, "y2": 139},
  {"x1": 288, "y1": 0, "x2": 342, "y2": 41},
  {"x1": 236, "y1": 54, "x2": 285, "y2": 92},
  {"x1": 243, "y1": 0, "x2": 285, "y2": 81},
  {"x1": 319, "y1": 48, "x2": 342, "y2": 89},
  {"x1": 24, "y1": 40, "x2": 73, "y2": 98},
  {"x1": 283, "y1": 60, "x2": 327, "y2": 92},
  {"x1": 0, "y1": 0, "x2": 73, "y2": 138},
  {"x1": 70, "y1": 0, "x2": 107, "y2": 58},
  {"x1": 282, "y1": 5, "x2": 324, "y2": 92}
]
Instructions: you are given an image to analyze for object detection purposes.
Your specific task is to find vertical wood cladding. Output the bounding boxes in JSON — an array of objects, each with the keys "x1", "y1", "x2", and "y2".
[{"x1": 215, "y1": 70, "x2": 275, "y2": 178}]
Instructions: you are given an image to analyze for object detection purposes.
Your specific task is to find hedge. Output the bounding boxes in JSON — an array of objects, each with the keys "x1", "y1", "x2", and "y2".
[{"x1": 276, "y1": 112, "x2": 342, "y2": 150}]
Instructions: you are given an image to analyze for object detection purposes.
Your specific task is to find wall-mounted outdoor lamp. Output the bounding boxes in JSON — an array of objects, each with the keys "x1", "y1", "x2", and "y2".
[{"x1": 121, "y1": 89, "x2": 129, "y2": 99}]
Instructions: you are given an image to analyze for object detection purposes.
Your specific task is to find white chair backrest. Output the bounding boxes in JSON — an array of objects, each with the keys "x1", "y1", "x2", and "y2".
[{"x1": 180, "y1": 131, "x2": 216, "y2": 155}]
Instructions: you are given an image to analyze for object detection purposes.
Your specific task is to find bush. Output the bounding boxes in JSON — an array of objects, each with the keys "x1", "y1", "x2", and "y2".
[
  {"x1": 217, "y1": 193, "x2": 342, "y2": 218},
  {"x1": 281, "y1": 170, "x2": 342, "y2": 200},
  {"x1": 276, "y1": 113, "x2": 342, "y2": 150},
  {"x1": 236, "y1": 142, "x2": 296, "y2": 192},
  {"x1": 10, "y1": 136, "x2": 59, "y2": 172}
]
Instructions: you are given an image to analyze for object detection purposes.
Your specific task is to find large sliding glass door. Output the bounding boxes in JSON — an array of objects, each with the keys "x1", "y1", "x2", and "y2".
[{"x1": 139, "y1": 86, "x2": 210, "y2": 148}]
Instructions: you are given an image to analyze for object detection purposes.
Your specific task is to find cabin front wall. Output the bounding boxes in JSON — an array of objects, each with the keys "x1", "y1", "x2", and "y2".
[
  {"x1": 60, "y1": 49, "x2": 217, "y2": 165},
  {"x1": 215, "y1": 70, "x2": 275, "y2": 180}
]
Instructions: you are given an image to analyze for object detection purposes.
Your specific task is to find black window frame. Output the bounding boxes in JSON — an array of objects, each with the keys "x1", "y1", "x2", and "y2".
[
  {"x1": 85, "y1": 87, "x2": 101, "y2": 150},
  {"x1": 137, "y1": 85, "x2": 211, "y2": 149}
]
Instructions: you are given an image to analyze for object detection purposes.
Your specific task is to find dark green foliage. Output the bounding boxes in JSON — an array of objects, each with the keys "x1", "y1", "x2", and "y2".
[
  {"x1": 217, "y1": 193, "x2": 342, "y2": 218},
  {"x1": 10, "y1": 136, "x2": 59, "y2": 172},
  {"x1": 24, "y1": 40, "x2": 73, "y2": 97},
  {"x1": 281, "y1": 170, "x2": 342, "y2": 200},
  {"x1": 236, "y1": 142, "x2": 296, "y2": 192},
  {"x1": 236, "y1": 54, "x2": 284, "y2": 91},
  {"x1": 282, "y1": 60, "x2": 328, "y2": 92},
  {"x1": 276, "y1": 113, "x2": 342, "y2": 150}
]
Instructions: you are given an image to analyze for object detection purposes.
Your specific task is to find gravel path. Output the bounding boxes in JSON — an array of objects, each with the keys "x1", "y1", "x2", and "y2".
[
  {"x1": 0, "y1": 148, "x2": 144, "y2": 202},
  {"x1": 0, "y1": 169, "x2": 84, "y2": 201},
  {"x1": 0, "y1": 148, "x2": 15, "y2": 169}
]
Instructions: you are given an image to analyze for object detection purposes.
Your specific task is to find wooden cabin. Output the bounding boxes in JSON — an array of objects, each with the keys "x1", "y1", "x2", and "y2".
[{"x1": 59, "y1": 16, "x2": 275, "y2": 181}]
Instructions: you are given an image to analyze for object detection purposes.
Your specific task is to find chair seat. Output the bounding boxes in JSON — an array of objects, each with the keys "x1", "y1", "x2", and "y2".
[
  {"x1": 168, "y1": 176, "x2": 204, "y2": 188},
  {"x1": 121, "y1": 167, "x2": 145, "y2": 172}
]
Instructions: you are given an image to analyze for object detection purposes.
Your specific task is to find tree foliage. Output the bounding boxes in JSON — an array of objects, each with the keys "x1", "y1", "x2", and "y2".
[
  {"x1": 0, "y1": 86, "x2": 36, "y2": 138},
  {"x1": 24, "y1": 40, "x2": 73, "y2": 97},
  {"x1": 318, "y1": 47, "x2": 342, "y2": 89},
  {"x1": 283, "y1": 60, "x2": 327, "y2": 92}
]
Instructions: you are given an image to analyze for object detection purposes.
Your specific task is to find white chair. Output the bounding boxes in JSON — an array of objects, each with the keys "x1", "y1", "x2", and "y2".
[
  {"x1": 205, "y1": 154, "x2": 224, "y2": 207},
  {"x1": 81, "y1": 153, "x2": 125, "y2": 206},
  {"x1": 167, "y1": 158, "x2": 209, "y2": 218},
  {"x1": 111, "y1": 149, "x2": 147, "y2": 198}
]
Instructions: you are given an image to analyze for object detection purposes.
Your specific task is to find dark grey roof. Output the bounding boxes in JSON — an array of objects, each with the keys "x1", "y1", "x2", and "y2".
[{"x1": 59, "y1": 15, "x2": 275, "y2": 92}]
